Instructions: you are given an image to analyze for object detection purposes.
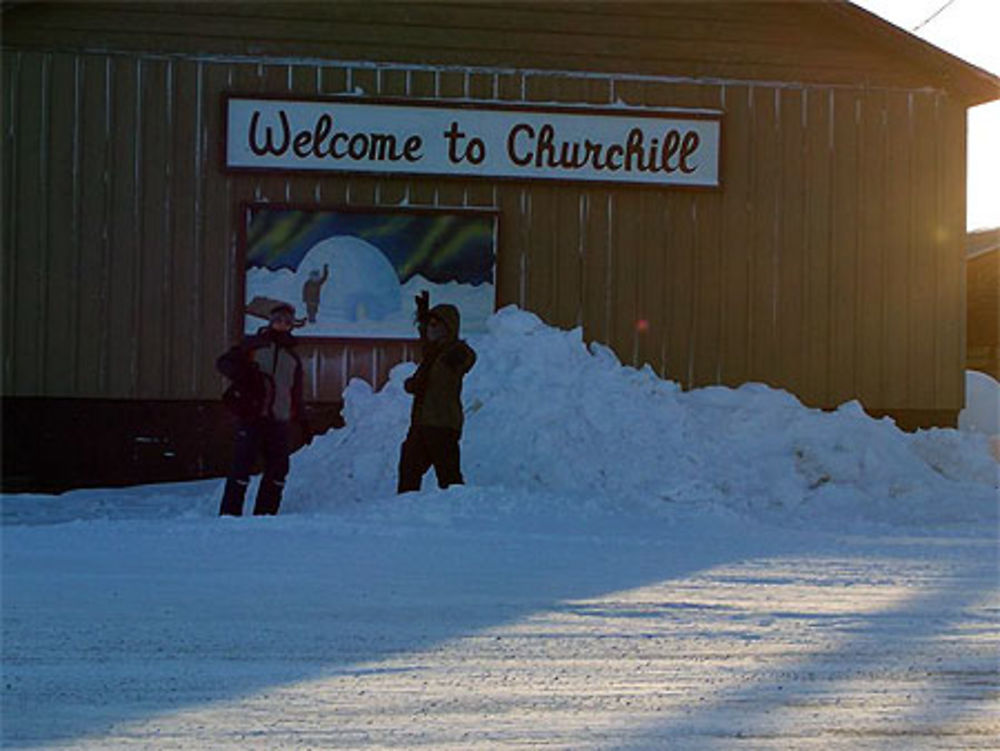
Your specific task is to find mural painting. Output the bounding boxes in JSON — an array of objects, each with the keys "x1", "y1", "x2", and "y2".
[{"x1": 242, "y1": 205, "x2": 498, "y2": 339}]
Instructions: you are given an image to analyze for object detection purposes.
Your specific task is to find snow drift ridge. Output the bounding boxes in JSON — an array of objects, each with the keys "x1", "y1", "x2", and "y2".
[{"x1": 285, "y1": 306, "x2": 998, "y2": 529}]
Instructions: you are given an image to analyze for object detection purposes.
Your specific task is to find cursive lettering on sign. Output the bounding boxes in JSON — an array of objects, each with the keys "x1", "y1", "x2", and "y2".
[
  {"x1": 507, "y1": 122, "x2": 701, "y2": 175},
  {"x1": 249, "y1": 110, "x2": 423, "y2": 163},
  {"x1": 228, "y1": 97, "x2": 721, "y2": 187}
]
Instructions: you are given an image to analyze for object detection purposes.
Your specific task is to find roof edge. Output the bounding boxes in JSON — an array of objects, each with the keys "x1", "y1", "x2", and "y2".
[
  {"x1": 967, "y1": 227, "x2": 1000, "y2": 259},
  {"x1": 828, "y1": 1, "x2": 1000, "y2": 106}
]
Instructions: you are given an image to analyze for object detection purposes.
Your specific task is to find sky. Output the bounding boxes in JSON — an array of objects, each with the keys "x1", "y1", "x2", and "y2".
[{"x1": 850, "y1": 0, "x2": 1000, "y2": 231}]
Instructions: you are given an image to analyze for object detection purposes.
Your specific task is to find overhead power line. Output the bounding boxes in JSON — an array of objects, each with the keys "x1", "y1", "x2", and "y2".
[{"x1": 913, "y1": 0, "x2": 959, "y2": 32}]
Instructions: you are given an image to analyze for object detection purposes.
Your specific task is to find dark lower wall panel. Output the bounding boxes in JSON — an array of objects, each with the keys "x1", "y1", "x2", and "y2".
[
  {"x1": 1, "y1": 397, "x2": 343, "y2": 494},
  {"x1": 1, "y1": 396, "x2": 955, "y2": 495},
  {"x1": 864, "y1": 408, "x2": 958, "y2": 432}
]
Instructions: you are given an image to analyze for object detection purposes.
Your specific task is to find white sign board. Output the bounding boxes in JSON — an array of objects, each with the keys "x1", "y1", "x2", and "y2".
[{"x1": 225, "y1": 97, "x2": 721, "y2": 188}]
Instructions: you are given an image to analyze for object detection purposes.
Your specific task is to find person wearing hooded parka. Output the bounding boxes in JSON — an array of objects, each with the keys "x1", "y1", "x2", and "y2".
[{"x1": 398, "y1": 299, "x2": 477, "y2": 493}]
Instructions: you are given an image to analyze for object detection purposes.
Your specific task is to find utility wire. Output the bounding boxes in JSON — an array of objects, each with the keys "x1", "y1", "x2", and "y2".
[{"x1": 912, "y1": 0, "x2": 959, "y2": 32}]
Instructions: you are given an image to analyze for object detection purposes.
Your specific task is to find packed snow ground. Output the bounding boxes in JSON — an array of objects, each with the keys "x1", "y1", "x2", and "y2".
[{"x1": 3, "y1": 308, "x2": 998, "y2": 749}]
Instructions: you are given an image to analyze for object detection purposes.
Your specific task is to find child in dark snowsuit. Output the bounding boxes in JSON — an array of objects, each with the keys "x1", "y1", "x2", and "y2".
[
  {"x1": 398, "y1": 298, "x2": 476, "y2": 493},
  {"x1": 217, "y1": 303, "x2": 307, "y2": 516}
]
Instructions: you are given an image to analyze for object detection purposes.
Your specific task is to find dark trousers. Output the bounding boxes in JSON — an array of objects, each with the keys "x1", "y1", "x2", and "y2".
[
  {"x1": 398, "y1": 425, "x2": 464, "y2": 493},
  {"x1": 220, "y1": 418, "x2": 290, "y2": 516}
]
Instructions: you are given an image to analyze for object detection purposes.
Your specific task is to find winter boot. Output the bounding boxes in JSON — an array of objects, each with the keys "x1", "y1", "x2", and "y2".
[{"x1": 253, "y1": 478, "x2": 284, "y2": 516}]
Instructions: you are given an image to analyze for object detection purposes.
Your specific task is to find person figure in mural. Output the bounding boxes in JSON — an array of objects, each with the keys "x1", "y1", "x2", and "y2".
[
  {"x1": 216, "y1": 302, "x2": 310, "y2": 516},
  {"x1": 302, "y1": 264, "x2": 330, "y2": 324},
  {"x1": 398, "y1": 291, "x2": 477, "y2": 493}
]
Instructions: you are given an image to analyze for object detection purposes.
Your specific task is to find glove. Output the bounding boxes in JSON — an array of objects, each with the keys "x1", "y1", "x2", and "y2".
[{"x1": 414, "y1": 290, "x2": 430, "y2": 324}]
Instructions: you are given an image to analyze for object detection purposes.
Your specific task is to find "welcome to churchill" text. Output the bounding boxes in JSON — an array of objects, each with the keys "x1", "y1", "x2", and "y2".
[{"x1": 226, "y1": 99, "x2": 721, "y2": 187}]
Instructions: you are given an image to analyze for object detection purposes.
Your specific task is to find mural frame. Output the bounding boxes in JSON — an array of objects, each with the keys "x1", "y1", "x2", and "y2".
[{"x1": 237, "y1": 202, "x2": 500, "y2": 344}]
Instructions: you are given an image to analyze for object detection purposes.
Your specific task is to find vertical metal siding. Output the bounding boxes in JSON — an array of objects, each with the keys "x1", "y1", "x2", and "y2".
[
  {"x1": 883, "y1": 91, "x2": 913, "y2": 409},
  {"x1": 129, "y1": 58, "x2": 144, "y2": 398},
  {"x1": 1, "y1": 51, "x2": 17, "y2": 391},
  {"x1": 937, "y1": 98, "x2": 967, "y2": 410},
  {"x1": 802, "y1": 87, "x2": 832, "y2": 406},
  {"x1": 11, "y1": 51, "x2": 44, "y2": 395},
  {"x1": 776, "y1": 88, "x2": 805, "y2": 400},
  {"x1": 828, "y1": 88, "x2": 861, "y2": 406},
  {"x1": 909, "y1": 93, "x2": 939, "y2": 408},
  {"x1": 857, "y1": 88, "x2": 886, "y2": 409},
  {"x1": 0, "y1": 49, "x2": 968, "y2": 416},
  {"x1": 107, "y1": 56, "x2": 138, "y2": 397},
  {"x1": 718, "y1": 83, "x2": 752, "y2": 390}
]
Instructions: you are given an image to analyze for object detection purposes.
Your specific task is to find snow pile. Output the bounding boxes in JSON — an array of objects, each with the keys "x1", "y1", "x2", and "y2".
[
  {"x1": 959, "y1": 369, "x2": 1000, "y2": 436},
  {"x1": 284, "y1": 307, "x2": 998, "y2": 530}
]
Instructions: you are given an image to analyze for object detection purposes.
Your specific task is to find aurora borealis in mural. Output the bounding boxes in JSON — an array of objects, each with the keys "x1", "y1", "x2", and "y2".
[{"x1": 245, "y1": 206, "x2": 496, "y2": 286}]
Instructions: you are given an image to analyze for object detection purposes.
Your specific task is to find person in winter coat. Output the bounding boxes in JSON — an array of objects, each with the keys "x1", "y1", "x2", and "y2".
[
  {"x1": 398, "y1": 295, "x2": 477, "y2": 493},
  {"x1": 302, "y1": 264, "x2": 330, "y2": 323},
  {"x1": 216, "y1": 302, "x2": 307, "y2": 516}
]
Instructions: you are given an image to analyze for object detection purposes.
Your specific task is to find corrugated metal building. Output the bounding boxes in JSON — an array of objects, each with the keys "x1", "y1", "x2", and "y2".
[
  {"x1": 966, "y1": 228, "x2": 1000, "y2": 380},
  {"x1": 3, "y1": 1, "x2": 998, "y2": 490}
]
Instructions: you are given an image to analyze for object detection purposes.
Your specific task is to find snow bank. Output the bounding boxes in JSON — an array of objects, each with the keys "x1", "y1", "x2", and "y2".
[
  {"x1": 959, "y1": 369, "x2": 1000, "y2": 436},
  {"x1": 284, "y1": 307, "x2": 998, "y2": 530}
]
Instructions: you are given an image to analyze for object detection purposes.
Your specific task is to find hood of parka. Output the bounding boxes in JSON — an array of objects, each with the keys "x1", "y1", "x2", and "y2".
[{"x1": 428, "y1": 304, "x2": 461, "y2": 342}]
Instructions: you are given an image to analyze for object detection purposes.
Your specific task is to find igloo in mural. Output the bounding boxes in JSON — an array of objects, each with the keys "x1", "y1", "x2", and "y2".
[{"x1": 295, "y1": 236, "x2": 402, "y2": 322}]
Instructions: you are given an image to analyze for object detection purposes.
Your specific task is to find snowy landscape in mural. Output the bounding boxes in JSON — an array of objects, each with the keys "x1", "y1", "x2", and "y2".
[
  {"x1": 245, "y1": 238, "x2": 495, "y2": 338},
  {"x1": 243, "y1": 208, "x2": 496, "y2": 339}
]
